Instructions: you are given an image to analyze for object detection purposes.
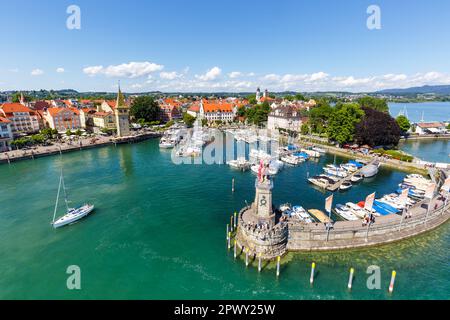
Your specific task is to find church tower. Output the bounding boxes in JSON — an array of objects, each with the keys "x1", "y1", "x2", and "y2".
[
  {"x1": 256, "y1": 87, "x2": 261, "y2": 103},
  {"x1": 114, "y1": 83, "x2": 130, "y2": 137}
]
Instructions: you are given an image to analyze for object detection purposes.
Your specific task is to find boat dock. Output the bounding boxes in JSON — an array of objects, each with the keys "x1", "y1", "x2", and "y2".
[{"x1": 309, "y1": 159, "x2": 377, "y2": 192}]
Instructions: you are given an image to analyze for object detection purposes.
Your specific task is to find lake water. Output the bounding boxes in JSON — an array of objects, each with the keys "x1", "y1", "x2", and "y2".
[
  {"x1": 399, "y1": 139, "x2": 450, "y2": 164},
  {"x1": 0, "y1": 139, "x2": 448, "y2": 299},
  {"x1": 389, "y1": 102, "x2": 450, "y2": 123}
]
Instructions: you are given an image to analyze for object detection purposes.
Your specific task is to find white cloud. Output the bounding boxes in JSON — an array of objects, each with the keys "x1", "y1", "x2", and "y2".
[
  {"x1": 31, "y1": 69, "x2": 44, "y2": 76},
  {"x1": 56, "y1": 67, "x2": 65, "y2": 73},
  {"x1": 195, "y1": 66, "x2": 222, "y2": 81},
  {"x1": 308, "y1": 72, "x2": 329, "y2": 82},
  {"x1": 130, "y1": 83, "x2": 143, "y2": 89},
  {"x1": 228, "y1": 71, "x2": 242, "y2": 78},
  {"x1": 83, "y1": 61, "x2": 164, "y2": 78},
  {"x1": 263, "y1": 74, "x2": 281, "y2": 82},
  {"x1": 160, "y1": 71, "x2": 183, "y2": 80},
  {"x1": 83, "y1": 65, "x2": 104, "y2": 77}
]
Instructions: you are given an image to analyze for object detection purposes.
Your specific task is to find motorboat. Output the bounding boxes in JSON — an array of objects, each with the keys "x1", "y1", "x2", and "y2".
[
  {"x1": 289, "y1": 206, "x2": 315, "y2": 223},
  {"x1": 312, "y1": 147, "x2": 327, "y2": 154},
  {"x1": 227, "y1": 157, "x2": 251, "y2": 171},
  {"x1": 351, "y1": 173, "x2": 364, "y2": 183},
  {"x1": 340, "y1": 163, "x2": 359, "y2": 173},
  {"x1": 301, "y1": 148, "x2": 321, "y2": 158},
  {"x1": 281, "y1": 154, "x2": 303, "y2": 165},
  {"x1": 324, "y1": 167, "x2": 348, "y2": 178},
  {"x1": 159, "y1": 137, "x2": 175, "y2": 149},
  {"x1": 340, "y1": 181, "x2": 353, "y2": 191},
  {"x1": 345, "y1": 202, "x2": 367, "y2": 218},
  {"x1": 334, "y1": 204, "x2": 359, "y2": 221},
  {"x1": 360, "y1": 163, "x2": 379, "y2": 178}
]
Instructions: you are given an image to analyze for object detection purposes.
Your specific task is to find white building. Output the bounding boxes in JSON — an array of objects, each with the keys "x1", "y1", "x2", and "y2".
[
  {"x1": 0, "y1": 103, "x2": 40, "y2": 136},
  {"x1": 267, "y1": 105, "x2": 303, "y2": 132},
  {"x1": 415, "y1": 122, "x2": 448, "y2": 135},
  {"x1": 0, "y1": 116, "x2": 13, "y2": 151}
]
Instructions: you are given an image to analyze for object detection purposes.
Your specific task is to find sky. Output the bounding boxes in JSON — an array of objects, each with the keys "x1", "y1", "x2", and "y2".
[{"x1": 1, "y1": 0, "x2": 450, "y2": 93}]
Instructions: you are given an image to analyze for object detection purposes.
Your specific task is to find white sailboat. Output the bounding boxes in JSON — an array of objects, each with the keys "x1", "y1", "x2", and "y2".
[{"x1": 51, "y1": 171, "x2": 95, "y2": 229}]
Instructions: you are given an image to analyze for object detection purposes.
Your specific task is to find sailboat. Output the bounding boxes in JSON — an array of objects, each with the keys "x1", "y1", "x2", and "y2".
[{"x1": 51, "y1": 171, "x2": 95, "y2": 229}]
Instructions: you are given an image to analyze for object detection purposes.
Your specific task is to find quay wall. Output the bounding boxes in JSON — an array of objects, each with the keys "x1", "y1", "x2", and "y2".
[
  {"x1": 286, "y1": 204, "x2": 450, "y2": 252},
  {"x1": 0, "y1": 132, "x2": 161, "y2": 165}
]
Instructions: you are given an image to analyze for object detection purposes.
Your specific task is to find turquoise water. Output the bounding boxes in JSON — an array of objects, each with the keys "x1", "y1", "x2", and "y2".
[
  {"x1": 389, "y1": 102, "x2": 450, "y2": 123},
  {"x1": 0, "y1": 139, "x2": 448, "y2": 300},
  {"x1": 399, "y1": 139, "x2": 450, "y2": 164}
]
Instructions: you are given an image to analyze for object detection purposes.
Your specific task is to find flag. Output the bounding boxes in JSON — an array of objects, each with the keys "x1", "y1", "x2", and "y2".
[
  {"x1": 364, "y1": 192, "x2": 376, "y2": 211},
  {"x1": 424, "y1": 183, "x2": 436, "y2": 199},
  {"x1": 325, "y1": 194, "x2": 333, "y2": 214},
  {"x1": 399, "y1": 188, "x2": 409, "y2": 205}
]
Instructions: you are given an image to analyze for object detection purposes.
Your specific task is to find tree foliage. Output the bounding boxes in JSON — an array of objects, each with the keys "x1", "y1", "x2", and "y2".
[
  {"x1": 396, "y1": 115, "x2": 411, "y2": 133},
  {"x1": 244, "y1": 102, "x2": 271, "y2": 125},
  {"x1": 308, "y1": 99, "x2": 333, "y2": 134},
  {"x1": 327, "y1": 103, "x2": 364, "y2": 145},
  {"x1": 130, "y1": 96, "x2": 161, "y2": 122},
  {"x1": 355, "y1": 107, "x2": 401, "y2": 147},
  {"x1": 357, "y1": 97, "x2": 389, "y2": 113},
  {"x1": 183, "y1": 113, "x2": 196, "y2": 127}
]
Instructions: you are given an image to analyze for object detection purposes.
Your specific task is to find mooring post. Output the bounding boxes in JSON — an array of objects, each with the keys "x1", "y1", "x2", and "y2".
[
  {"x1": 226, "y1": 224, "x2": 229, "y2": 240},
  {"x1": 230, "y1": 216, "x2": 234, "y2": 232},
  {"x1": 234, "y1": 211, "x2": 237, "y2": 228},
  {"x1": 276, "y1": 256, "x2": 281, "y2": 277},
  {"x1": 232, "y1": 178, "x2": 235, "y2": 193},
  {"x1": 245, "y1": 248, "x2": 249, "y2": 267},
  {"x1": 258, "y1": 253, "x2": 262, "y2": 272},
  {"x1": 6, "y1": 153, "x2": 10, "y2": 164},
  {"x1": 227, "y1": 232, "x2": 231, "y2": 250},
  {"x1": 233, "y1": 240, "x2": 237, "y2": 259},
  {"x1": 348, "y1": 268, "x2": 355, "y2": 290},
  {"x1": 389, "y1": 270, "x2": 397, "y2": 293},
  {"x1": 365, "y1": 221, "x2": 371, "y2": 242},
  {"x1": 310, "y1": 262, "x2": 316, "y2": 285}
]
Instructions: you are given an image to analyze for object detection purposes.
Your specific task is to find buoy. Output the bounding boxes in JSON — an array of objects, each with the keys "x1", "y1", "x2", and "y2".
[
  {"x1": 276, "y1": 256, "x2": 281, "y2": 277},
  {"x1": 389, "y1": 270, "x2": 396, "y2": 293},
  {"x1": 227, "y1": 232, "x2": 231, "y2": 250},
  {"x1": 310, "y1": 262, "x2": 316, "y2": 285},
  {"x1": 348, "y1": 268, "x2": 355, "y2": 290},
  {"x1": 258, "y1": 253, "x2": 262, "y2": 272}
]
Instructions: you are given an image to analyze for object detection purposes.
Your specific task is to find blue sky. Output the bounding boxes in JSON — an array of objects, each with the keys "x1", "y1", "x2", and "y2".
[{"x1": 1, "y1": 0, "x2": 450, "y2": 92}]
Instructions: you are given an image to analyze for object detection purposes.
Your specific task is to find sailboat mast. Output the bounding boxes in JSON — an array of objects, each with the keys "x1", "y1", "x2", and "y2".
[
  {"x1": 52, "y1": 174, "x2": 62, "y2": 223},
  {"x1": 61, "y1": 170, "x2": 69, "y2": 211}
]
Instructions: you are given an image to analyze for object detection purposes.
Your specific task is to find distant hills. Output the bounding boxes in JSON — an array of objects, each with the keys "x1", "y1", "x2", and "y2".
[{"x1": 377, "y1": 85, "x2": 450, "y2": 95}]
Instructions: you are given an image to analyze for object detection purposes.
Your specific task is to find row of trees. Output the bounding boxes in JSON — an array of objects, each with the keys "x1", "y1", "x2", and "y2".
[{"x1": 306, "y1": 97, "x2": 410, "y2": 148}]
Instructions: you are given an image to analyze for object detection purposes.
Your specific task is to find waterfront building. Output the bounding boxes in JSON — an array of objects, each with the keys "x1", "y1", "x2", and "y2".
[
  {"x1": 114, "y1": 86, "x2": 131, "y2": 137},
  {"x1": 92, "y1": 112, "x2": 116, "y2": 131},
  {"x1": 0, "y1": 103, "x2": 40, "y2": 136},
  {"x1": 267, "y1": 105, "x2": 303, "y2": 132},
  {"x1": 159, "y1": 98, "x2": 182, "y2": 122},
  {"x1": 79, "y1": 108, "x2": 96, "y2": 129},
  {"x1": 414, "y1": 122, "x2": 448, "y2": 135},
  {"x1": 0, "y1": 116, "x2": 13, "y2": 151},
  {"x1": 199, "y1": 99, "x2": 237, "y2": 122},
  {"x1": 42, "y1": 107, "x2": 81, "y2": 132}
]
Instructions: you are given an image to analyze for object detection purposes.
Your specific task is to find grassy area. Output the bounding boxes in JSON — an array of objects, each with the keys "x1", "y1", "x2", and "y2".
[{"x1": 372, "y1": 149, "x2": 414, "y2": 162}]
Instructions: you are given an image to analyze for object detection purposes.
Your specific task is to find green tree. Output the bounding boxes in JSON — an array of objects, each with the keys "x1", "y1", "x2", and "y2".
[
  {"x1": 12, "y1": 92, "x2": 33, "y2": 103},
  {"x1": 357, "y1": 97, "x2": 389, "y2": 113},
  {"x1": 66, "y1": 129, "x2": 73, "y2": 136},
  {"x1": 295, "y1": 93, "x2": 306, "y2": 101},
  {"x1": 246, "y1": 102, "x2": 271, "y2": 125},
  {"x1": 183, "y1": 113, "x2": 196, "y2": 127},
  {"x1": 308, "y1": 99, "x2": 333, "y2": 134},
  {"x1": 30, "y1": 134, "x2": 45, "y2": 144},
  {"x1": 396, "y1": 115, "x2": 411, "y2": 133},
  {"x1": 130, "y1": 96, "x2": 161, "y2": 122},
  {"x1": 201, "y1": 119, "x2": 208, "y2": 127},
  {"x1": 300, "y1": 123, "x2": 310, "y2": 135},
  {"x1": 74, "y1": 129, "x2": 83, "y2": 136},
  {"x1": 326, "y1": 103, "x2": 365, "y2": 145}
]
